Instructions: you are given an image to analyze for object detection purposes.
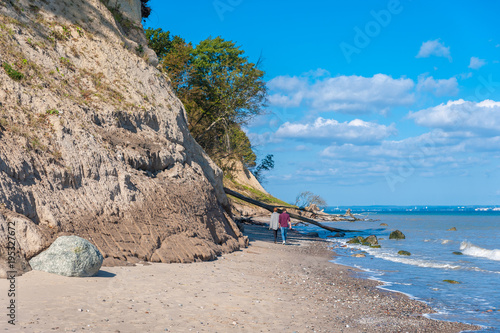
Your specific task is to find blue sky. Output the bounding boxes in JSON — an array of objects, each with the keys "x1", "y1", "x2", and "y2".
[{"x1": 145, "y1": 0, "x2": 500, "y2": 206}]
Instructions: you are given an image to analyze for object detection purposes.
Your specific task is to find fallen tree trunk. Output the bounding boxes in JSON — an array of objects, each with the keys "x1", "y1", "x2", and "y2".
[{"x1": 224, "y1": 188, "x2": 356, "y2": 233}]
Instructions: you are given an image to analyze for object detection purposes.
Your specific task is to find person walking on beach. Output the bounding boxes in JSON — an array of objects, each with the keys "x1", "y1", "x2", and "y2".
[
  {"x1": 269, "y1": 207, "x2": 280, "y2": 243},
  {"x1": 279, "y1": 208, "x2": 292, "y2": 244}
]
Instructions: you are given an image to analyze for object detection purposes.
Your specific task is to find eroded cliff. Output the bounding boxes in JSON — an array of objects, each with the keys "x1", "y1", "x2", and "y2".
[{"x1": 0, "y1": 0, "x2": 247, "y2": 277}]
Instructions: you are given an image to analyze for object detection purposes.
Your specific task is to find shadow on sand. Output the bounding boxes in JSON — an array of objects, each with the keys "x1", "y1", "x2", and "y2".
[{"x1": 95, "y1": 270, "x2": 116, "y2": 278}]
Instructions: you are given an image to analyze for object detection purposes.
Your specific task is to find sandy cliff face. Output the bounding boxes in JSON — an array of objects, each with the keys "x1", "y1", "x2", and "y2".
[{"x1": 0, "y1": 0, "x2": 246, "y2": 277}]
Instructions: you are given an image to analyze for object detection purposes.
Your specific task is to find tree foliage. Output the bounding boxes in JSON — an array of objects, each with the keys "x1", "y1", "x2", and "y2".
[
  {"x1": 251, "y1": 154, "x2": 274, "y2": 183},
  {"x1": 140, "y1": 0, "x2": 151, "y2": 19},
  {"x1": 294, "y1": 191, "x2": 327, "y2": 208},
  {"x1": 146, "y1": 28, "x2": 268, "y2": 169}
]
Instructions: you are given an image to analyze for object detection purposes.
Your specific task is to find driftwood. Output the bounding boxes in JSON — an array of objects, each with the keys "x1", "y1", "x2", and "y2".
[
  {"x1": 224, "y1": 188, "x2": 356, "y2": 233},
  {"x1": 236, "y1": 216, "x2": 267, "y2": 226}
]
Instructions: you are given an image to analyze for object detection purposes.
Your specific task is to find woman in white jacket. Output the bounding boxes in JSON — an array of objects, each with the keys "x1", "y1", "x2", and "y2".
[{"x1": 269, "y1": 207, "x2": 280, "y2": 243}]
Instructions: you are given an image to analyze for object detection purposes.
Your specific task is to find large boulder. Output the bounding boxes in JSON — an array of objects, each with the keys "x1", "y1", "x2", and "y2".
[
  {"x1": 0, "y1": 209, "x2": 49, "y2": 278},
  {"x1": 347, "y1": 236, "x2": 365, "y2": 244},
  {"x1": 29, "y1": 236, "x2": 103, "y2": 277},
  {"x1": 364, "y1": 235, "x2": 378, "y2": 245},
  {"x1": 389, "y1": 230, "x2": 406, "y2": 240}
]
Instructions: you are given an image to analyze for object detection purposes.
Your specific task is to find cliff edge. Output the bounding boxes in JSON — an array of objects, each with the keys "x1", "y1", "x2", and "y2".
[{"x1": 0, "y1": 0, "x2": 247, "y2": 277}]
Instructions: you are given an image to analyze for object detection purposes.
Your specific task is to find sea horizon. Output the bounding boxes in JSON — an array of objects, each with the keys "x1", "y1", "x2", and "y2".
[{"x1": 326, "y1": 205, "x2": 500, "y2": 213}]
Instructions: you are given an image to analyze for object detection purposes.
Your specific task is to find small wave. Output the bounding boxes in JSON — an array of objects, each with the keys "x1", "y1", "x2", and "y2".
[
  {"x1": 375, "y1": 254, "x2": 461, "y2": 270},
  {"x1": 460, "y1": 241, "x2": 500, "y2": 261},
  {"x1": 441, "y1": 239, "x2": 452, "y2": 244}
]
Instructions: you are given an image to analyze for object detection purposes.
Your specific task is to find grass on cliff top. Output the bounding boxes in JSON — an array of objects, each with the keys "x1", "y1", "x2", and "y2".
[{"x1": 224, "y1": 177, "x2": 295, "y2": 208}]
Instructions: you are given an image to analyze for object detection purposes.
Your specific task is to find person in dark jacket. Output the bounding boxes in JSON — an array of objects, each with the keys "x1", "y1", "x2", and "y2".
[{"x1": 279, "y1": 209, "x2": 291, "y2": 244}]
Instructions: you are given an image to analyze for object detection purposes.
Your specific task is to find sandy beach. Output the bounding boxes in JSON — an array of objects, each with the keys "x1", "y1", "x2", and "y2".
[{"x1": 1, "y1": 223, "x2": 481, "y2": 332}]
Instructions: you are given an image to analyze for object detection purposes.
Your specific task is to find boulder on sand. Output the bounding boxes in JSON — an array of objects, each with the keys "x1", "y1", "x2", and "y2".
[
  {"x1": 389, "y1": 230, "x2": 406, "y2": 240},
  {"x1": 29, "y1": 236, "x2": 103, "y2": 277}
]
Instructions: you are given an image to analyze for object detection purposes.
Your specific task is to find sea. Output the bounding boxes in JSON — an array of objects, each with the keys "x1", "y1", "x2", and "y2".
[{"x1": 296, "y1": 206, "x2": 500, "y2": 332}]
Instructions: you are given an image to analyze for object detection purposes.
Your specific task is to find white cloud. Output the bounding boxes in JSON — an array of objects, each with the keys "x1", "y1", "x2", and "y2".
[
  {"x1": 267, "y1": 72, "x2": 415, "y2": 114},
  {"x1": 408, "y1": 99, "x2": 500, "y2": 134},
  {"x1": 246, "y1": 131, "x2": 280, "y2": 146},
  {"x1": 416, "y1": 75, "x2": 459, "y2": 96},
  {"x1": 267, "y1": 75, "x2": 306, "y2": 92},
  {"x1": 308, "y1": 75, "x2": 415, "y2": 113},
  {"x1": 469, "y1": 57, "x2": 487, "y2": 70},
  {"x1": 320, "y1": 131, "x2": 454, "y2": 160},
  {"x1": 275, "y1": 117, "x2": 397, "y2": 144},
  {"x1": 416, "y1": 39, "x2": 452, "y2": 62},
  {"x1": 267, "y1": 92, "x2": 304, "y2": 108}
]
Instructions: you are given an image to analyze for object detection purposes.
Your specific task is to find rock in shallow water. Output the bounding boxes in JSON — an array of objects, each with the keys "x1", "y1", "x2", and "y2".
[
  {"x1": 29, "y1": 236, "x2": 103, "y2": 277},
  {"x1": 389, "y1": 230, "x2": 406, "y2": 239},
  {"x1": 447, "y1": 227, "x2": 457, "y2": 231},
  {"x1": 347, "y1": 236, "x2": 364, "y2": 244},
  {"x1": 364, "y1": 235, "x2": 378, "y2": 245},
  {"x1": 398, "y1": 250, "x2": 411, "y2": 256}
]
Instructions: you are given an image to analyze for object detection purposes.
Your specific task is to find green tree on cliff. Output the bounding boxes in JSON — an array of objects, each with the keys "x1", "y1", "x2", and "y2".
[{"x1": 146, "y1": 28, "x2": 267, "y2": 170}]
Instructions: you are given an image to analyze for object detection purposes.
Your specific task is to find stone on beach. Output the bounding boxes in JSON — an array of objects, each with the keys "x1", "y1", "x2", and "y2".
[
  {"x1": 29, "y1": 236, "x2": 103, "y2": 277},
  {"x1": 389, "y1": 230, "x2": 406, "y2": 239}
]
